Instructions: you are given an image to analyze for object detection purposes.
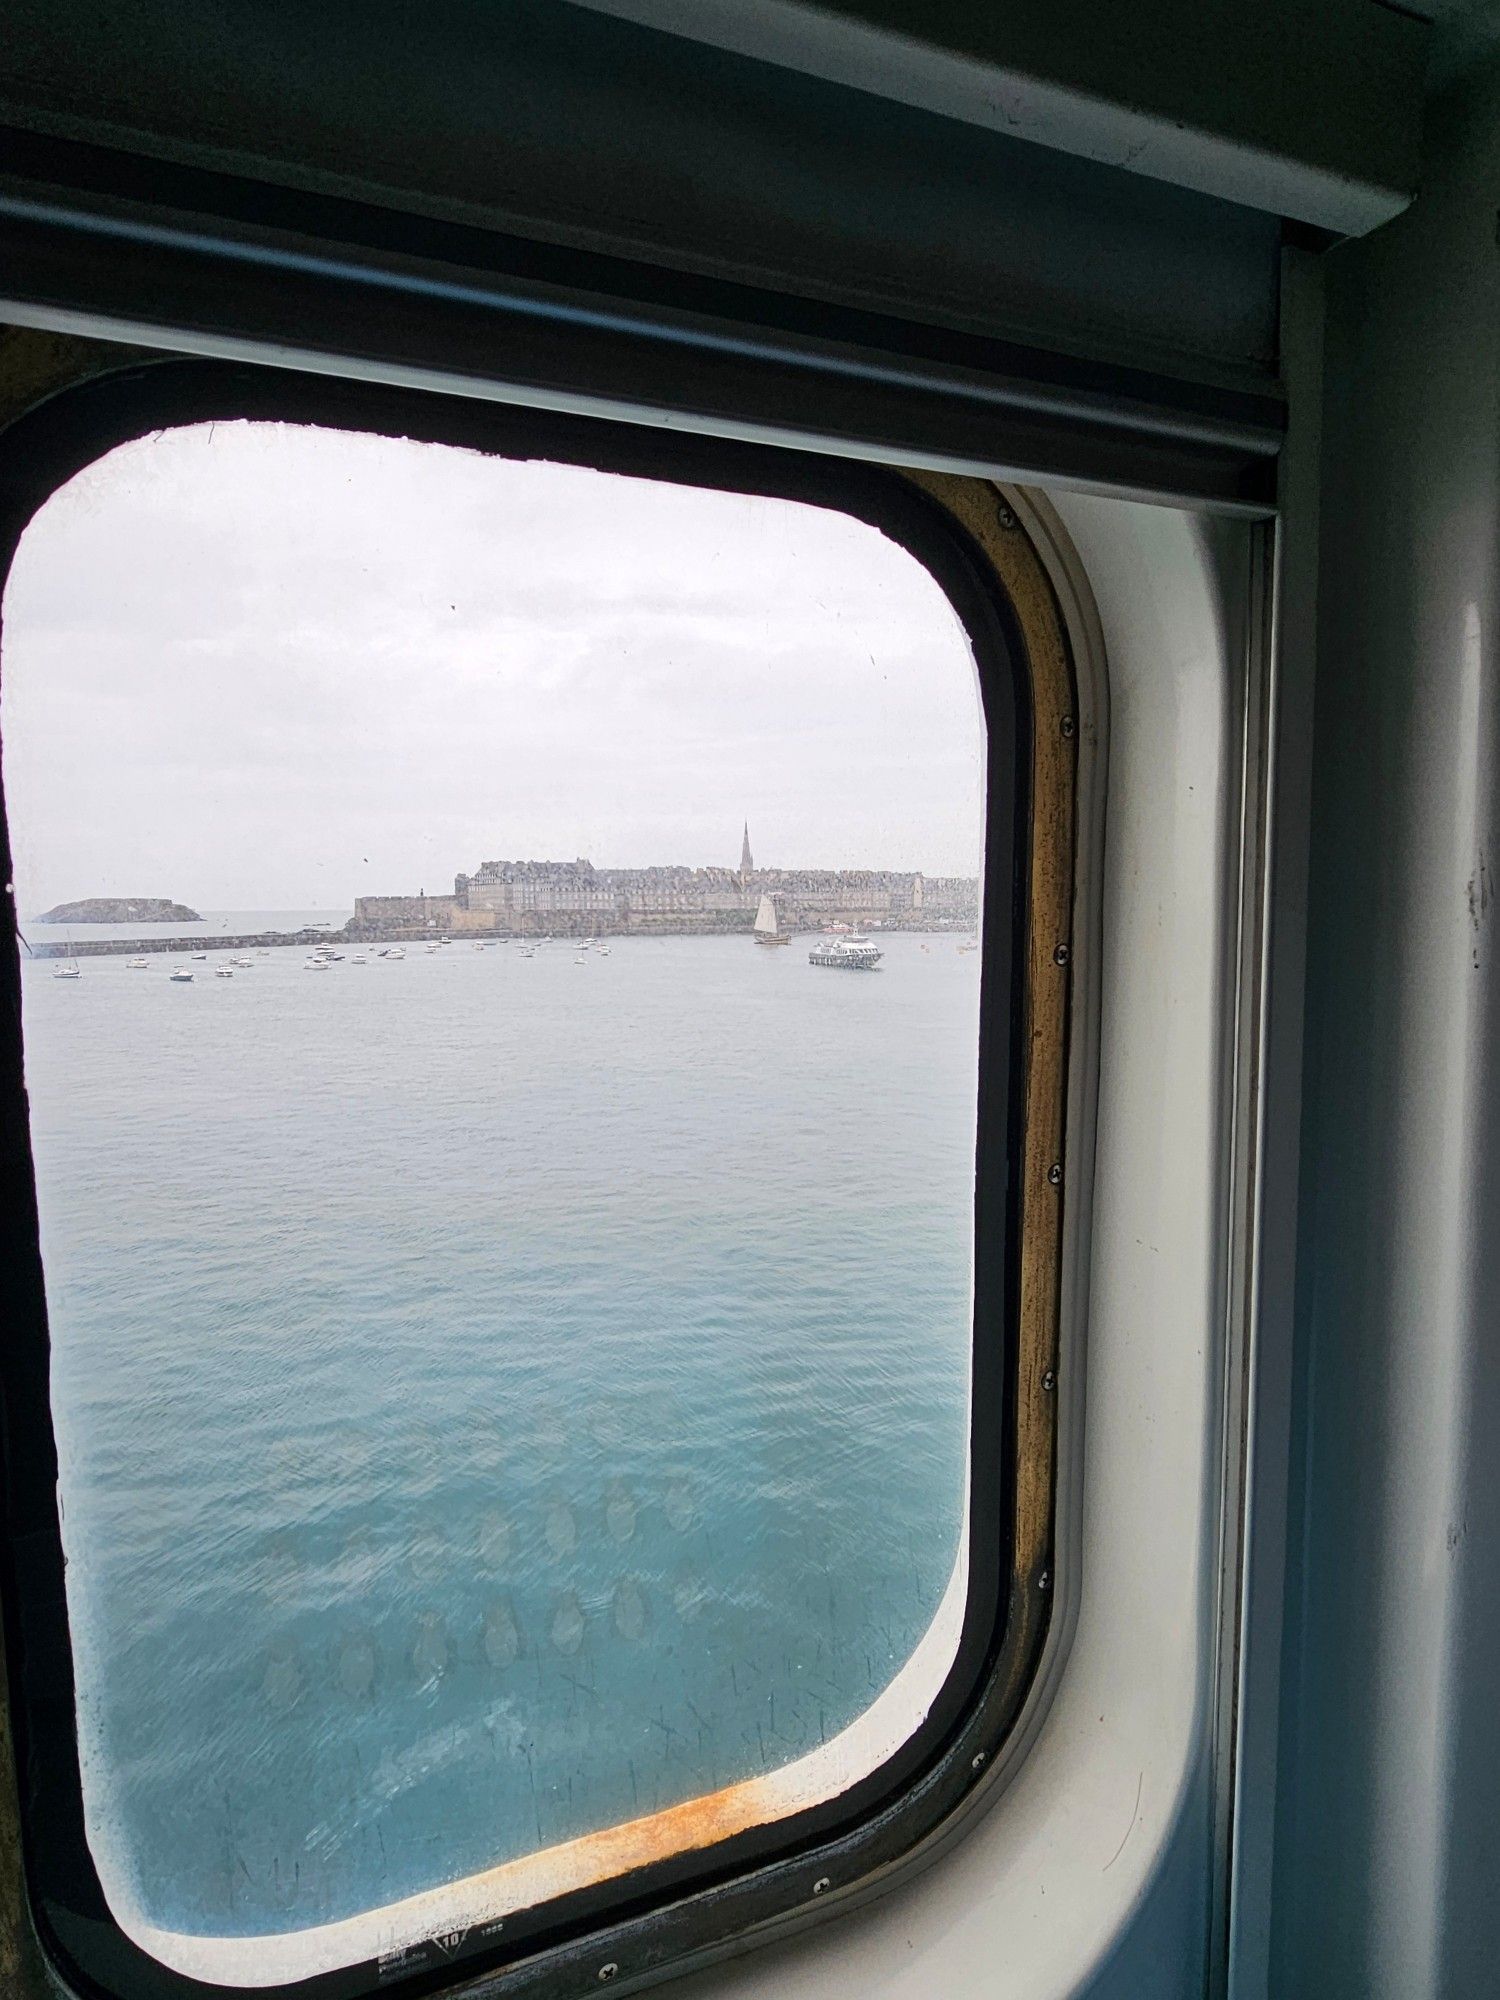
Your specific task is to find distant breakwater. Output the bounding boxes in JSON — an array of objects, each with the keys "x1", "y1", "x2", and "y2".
[
  {"x1": 31, "y1": 916, "x2": 976, "y2": 959},
  {"x1": 29, "y1": 929, "x2": 340, "y2": 960}
]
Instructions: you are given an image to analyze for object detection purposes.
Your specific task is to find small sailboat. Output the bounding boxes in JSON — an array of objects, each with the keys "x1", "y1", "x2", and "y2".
[
  {"x1": 753, "y1": 892, "x2": 790, "y2": 946},
  {"x1": 52, "y1": 932, "x2": 82, "y2": 978}
]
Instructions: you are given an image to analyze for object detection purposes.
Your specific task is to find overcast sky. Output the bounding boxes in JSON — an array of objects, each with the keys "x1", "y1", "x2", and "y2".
[{"x1": 1, "y1": 421, "x2": 984, "y2": 914}]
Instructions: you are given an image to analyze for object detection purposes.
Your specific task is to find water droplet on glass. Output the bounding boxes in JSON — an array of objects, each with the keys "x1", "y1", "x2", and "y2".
[
  {"x1": 605, "y1": 1484, "x2": 636, "y2": 1544},
  {"x1": 409, "y1": 1519, "x2": 449, "y2": 1582},
  {"x1": 341, "y1": 1526, "x2": 379, "y2": 1587},
  {"x1": 463, "y1": 1411, "x2": 505, "y2": 1469},
  {"x1": 482, "y1": 1600, "x2": 520, "y2": 1668},
  {"x1": 545, "y1": 1500, "x2": 578, "y2": 1559},
  {"x1": 476, "y1": 1509, "x2": 510, "y2": 1572},
  {"x1": 261, "y1": 1637, "x2": 304, "y2": 1711},
  {"x1": 588, "y1": 1400, "x2": 626, "y2": 1449},
  {"x1": 613, "y1": 1578, "x2": 649, "y2": 1642},
  {"x1": 673, "y1": 1578, "x2": 707, "y2": 1623},
  {"x1": 551, "y1": 1592, "x2": 585, "y2": 1655},
  {"x1": 334, "y1": 1629, "x2": 379, "y2": 1700},
  {"x1": 664, "y1": 1478, "x2": 696, "y2": 1534},
  {"x1": 412, "y1": 1611, "x2": 450, "y2": 1686},
  {"x1": 532, "y1": 1403, "x2": 567, "y2": 1464},
  {"x1": 263, "y1": 1533, "x2": 301, "y2": 1601}
]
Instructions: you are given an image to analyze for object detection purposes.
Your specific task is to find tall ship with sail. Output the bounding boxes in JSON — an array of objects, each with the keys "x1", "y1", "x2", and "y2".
[{"x1": 753, "y1": 892, "x2": 790, "y2": 946}]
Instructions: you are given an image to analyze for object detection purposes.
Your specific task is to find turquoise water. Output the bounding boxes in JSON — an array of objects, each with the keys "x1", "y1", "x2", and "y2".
[{"x1": 20, "y1": 932, "x2": 978, "y2": 1942}]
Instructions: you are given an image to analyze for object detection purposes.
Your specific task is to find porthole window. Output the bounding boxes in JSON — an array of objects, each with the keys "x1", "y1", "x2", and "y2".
[{"x1": 0, "y1": 364, "x2": 1073, "y2": 1999}]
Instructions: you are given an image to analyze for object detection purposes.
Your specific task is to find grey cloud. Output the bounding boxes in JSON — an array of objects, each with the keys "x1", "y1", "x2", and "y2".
[{"x1": 2, "y1": 421, "x2": 983, "y2": 910}]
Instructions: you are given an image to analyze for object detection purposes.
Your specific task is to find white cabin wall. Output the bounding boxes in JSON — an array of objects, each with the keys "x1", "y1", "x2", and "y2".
[{"x1": 1272, "y1": 37, "x2": 1500, "y2": 2000}]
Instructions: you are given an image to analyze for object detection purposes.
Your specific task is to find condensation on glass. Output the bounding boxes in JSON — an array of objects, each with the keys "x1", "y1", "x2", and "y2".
[{"x1": 1, "y1": 422, "x2": 986, "y2": 1984}]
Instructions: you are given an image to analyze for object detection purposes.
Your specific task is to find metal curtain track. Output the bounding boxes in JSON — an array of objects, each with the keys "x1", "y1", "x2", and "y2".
[{"x1": 0, "y1": 128, "x2": 1283, "y2": 512}]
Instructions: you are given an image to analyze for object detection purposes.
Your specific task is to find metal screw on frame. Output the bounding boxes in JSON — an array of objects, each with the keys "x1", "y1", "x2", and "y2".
[
  {"x1": 598, "y1": 1965, "x2": 619, "y2": 1984},
  {"x1": 1061, "y1": 715, "x2": 1076, "y2": 739},
  {"x1": 971, "y1": 1751, "x2": 987, "y2": 1772},
  {"x1": 1047, "y1": 1163, "x2": 1062, "y2": 1187},
  {"x1": 813, "y1": 1877, "x2": 832, "y2": 1896},
  {"x1": 1053, "y1": 943, "x2": 1071, "y2": 967},
  {"x1": 1038, "y1": 1570, "x2": 1053, "y2": 1593},
  {"x1": 1042, "y1": 1369, "x2": 1057, "y2": 1392},
  {"x1": 996, "y1": 500, "x2": 1017, "y2": 529}
]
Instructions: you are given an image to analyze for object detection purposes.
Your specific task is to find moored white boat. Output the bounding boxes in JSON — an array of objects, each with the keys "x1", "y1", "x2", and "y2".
[{"x1": 808, "y1": 934, "x2": 883, "y2": 970}]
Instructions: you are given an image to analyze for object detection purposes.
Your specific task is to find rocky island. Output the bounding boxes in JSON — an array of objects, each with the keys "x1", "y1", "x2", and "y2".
[{"x1": 36, "y1": 897, "x2": 203, "y2": 923}]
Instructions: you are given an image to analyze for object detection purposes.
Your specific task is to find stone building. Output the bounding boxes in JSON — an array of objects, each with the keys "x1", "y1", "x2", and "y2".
[{"x1": 355, "y1": 834, "x2": 979, "y2": 937}]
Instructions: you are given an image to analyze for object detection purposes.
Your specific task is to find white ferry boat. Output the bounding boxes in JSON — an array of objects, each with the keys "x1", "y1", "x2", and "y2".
[{"x1": 809, "y1": 935, "x2": 883, "y2": 971}]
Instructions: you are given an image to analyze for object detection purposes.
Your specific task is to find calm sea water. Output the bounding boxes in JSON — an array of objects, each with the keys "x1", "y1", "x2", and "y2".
[{"x1": 20, "y1": 931, "x2": 978, "y2": 1942}]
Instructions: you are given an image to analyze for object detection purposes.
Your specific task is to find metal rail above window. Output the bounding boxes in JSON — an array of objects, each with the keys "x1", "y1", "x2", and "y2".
[{"x1": 0, "y1": 126, "x2": 1283, "y2": 516}]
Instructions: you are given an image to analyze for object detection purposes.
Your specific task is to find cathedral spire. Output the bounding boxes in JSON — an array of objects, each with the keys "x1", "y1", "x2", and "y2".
[{"x1": 740, "y1": 822, "x2": 754, "y2": 877}]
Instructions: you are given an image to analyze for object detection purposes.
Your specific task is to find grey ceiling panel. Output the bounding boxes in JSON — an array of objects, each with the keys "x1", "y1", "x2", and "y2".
[
  {"x1": 0, "y1": 0, "x2": 1286, "y2": 507},
  {"x1": 0, "y1": 0, "x2": 1282, "y2": 382}
]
